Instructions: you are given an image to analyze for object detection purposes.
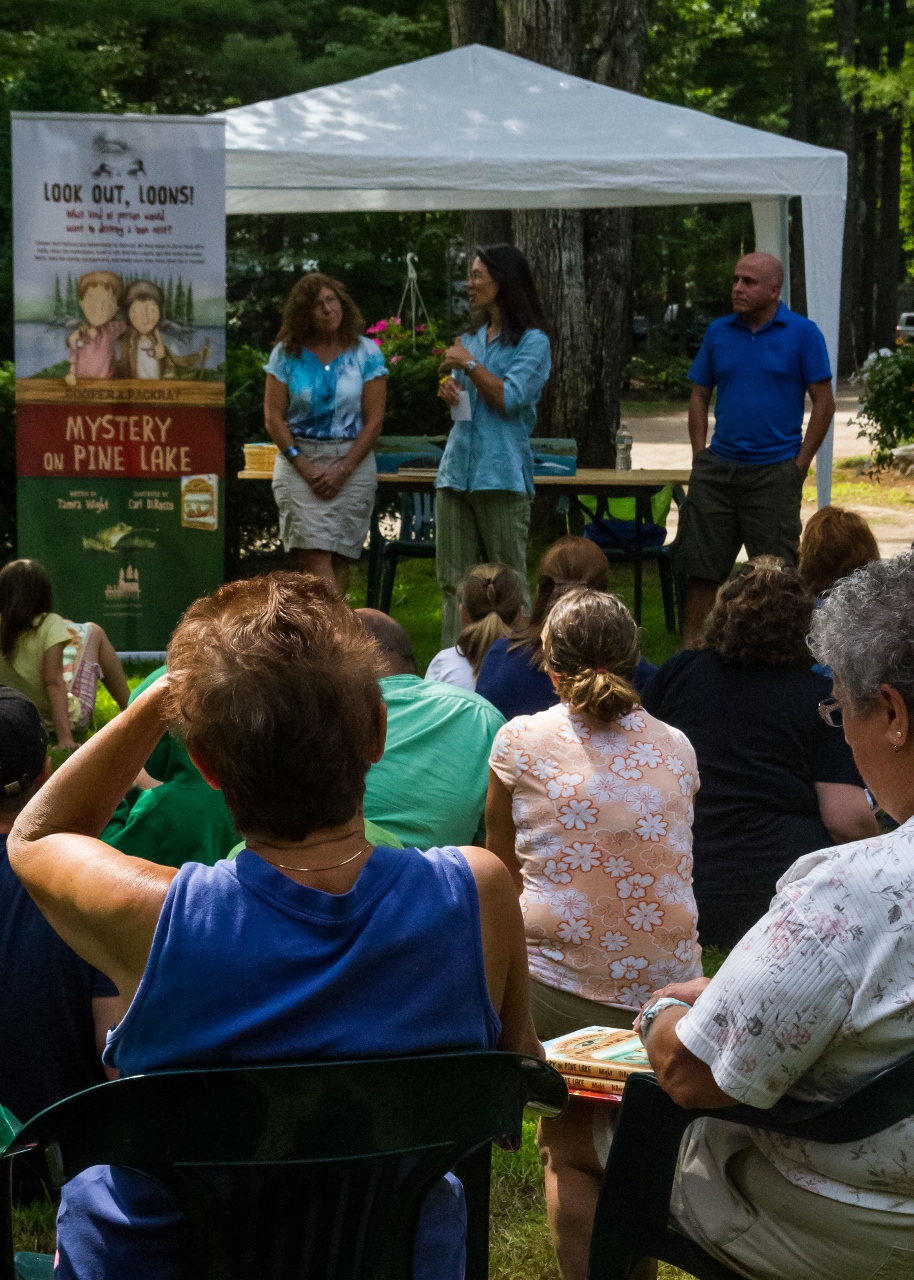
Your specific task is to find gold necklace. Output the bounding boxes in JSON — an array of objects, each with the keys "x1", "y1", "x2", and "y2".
[{"x1": 257, "y1": 843, "x2": 371, "y2": 873}]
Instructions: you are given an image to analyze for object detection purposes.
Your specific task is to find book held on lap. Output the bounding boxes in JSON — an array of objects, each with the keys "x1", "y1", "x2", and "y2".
[{"x1": 542, "y1": 1026, "x2": 652, "y2": 1085}]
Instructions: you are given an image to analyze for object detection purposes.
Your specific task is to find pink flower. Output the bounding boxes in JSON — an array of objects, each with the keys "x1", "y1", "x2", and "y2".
[
  {"x1": 392, "y1": 316, "x2": 402, "y2": 325},
  {"x1": 390, "y1": 354, "x2": 402, "y2": 363},
  {"x1": 417, "y1": 324, "x2": 426, "y2": 332},
  {"x1": 365, "y1": 320, "x2": 387, "y2": 334},
  {"x1": 371, "y1": 338, "x2": 382, "y2": 347}
]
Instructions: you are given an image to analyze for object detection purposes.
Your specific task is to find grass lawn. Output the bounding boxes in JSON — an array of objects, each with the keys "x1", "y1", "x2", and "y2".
[{"x1": 344, "y1": 540, "x2": 681, "y2": 677}]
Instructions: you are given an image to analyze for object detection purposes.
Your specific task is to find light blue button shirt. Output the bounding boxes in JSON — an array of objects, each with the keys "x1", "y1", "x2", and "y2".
[{"x1": 435, "y1": 326, "x2": 552, "y2": 498}]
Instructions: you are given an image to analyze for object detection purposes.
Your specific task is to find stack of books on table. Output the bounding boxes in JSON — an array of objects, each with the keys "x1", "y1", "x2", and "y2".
[{"x1": 542, "y1": 1027, "x2": 653, "y2": 1104}]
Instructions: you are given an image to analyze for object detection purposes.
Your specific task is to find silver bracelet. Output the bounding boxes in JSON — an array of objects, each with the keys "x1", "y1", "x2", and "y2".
[{"x1": 638, "y1": 996, "x2": 692, "y2": 1043}]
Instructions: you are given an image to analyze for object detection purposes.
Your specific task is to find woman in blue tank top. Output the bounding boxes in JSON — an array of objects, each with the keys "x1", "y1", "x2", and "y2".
[{"x1": 9, "y1": 573, "x2": 540, "y2": 1280}]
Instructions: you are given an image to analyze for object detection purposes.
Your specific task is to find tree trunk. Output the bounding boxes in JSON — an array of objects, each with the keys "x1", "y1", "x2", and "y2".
[
  {"x1": 462, "y1": 212, "x2": 513, "y2": 260},
  {"x1": 504, "y1": 0, "x2": 578, "y2": 70},
  {"x1": 579, "y1": 0, "x2": 647, "y2": 464},
  {"x1": 873, "y1": 0, "x2": 906, "y2": 349},
  {"x1": 859, "y1": 126, "x2": 879, "y2": 354},
  {"x1": 874, "y1": 119, "x2": 903, "y2": 348},
  {"x1": 786, "y1": 1, "x2": 808, "y2": 316},
  {"x1": 446, "y1": 0, "x2": 512, "y2": 268},
  {"x1": 834, "y1": 0, "x2": 859, "y2": 371},
  {"x1": 504, "y1": 0, "x2": 584, "y2": 443},
  {"x1": 447, "y1": 0, "x2": 499, "y2": 47},
  {"x1": 585, "y1": 0, "x2": 647, "y2": 91}
]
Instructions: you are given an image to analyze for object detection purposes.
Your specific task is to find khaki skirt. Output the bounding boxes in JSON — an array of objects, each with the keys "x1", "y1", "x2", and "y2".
[{"x1": 272, "y1": 439, "x2": 377, "y2": 561}]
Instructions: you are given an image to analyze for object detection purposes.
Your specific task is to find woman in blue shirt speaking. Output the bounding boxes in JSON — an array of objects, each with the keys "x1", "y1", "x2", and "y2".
[
  {"x1": 264, "y1": 272, "x2": 387, "y2": 592},
  {"x1": 437, "y1": 246, "x2": 552, "y2": 644}
]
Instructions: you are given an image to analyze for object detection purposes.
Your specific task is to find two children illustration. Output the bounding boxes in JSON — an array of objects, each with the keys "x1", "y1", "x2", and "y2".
[{"x1": 66, "y1": 272, "x2": 209, "y2": 384}]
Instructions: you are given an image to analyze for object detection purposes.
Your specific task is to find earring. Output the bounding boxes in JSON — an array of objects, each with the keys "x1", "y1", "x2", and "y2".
[{"x1": 895, "y1": 732, "x2": 903, "y2": 755}]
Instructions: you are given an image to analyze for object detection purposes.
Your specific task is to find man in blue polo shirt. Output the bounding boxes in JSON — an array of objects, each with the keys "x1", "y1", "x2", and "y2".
[{"x1": 680, "y1": 251, "x2": 835, "y2": 644}]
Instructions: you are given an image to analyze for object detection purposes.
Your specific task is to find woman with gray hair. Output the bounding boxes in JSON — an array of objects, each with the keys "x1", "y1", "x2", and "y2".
[{"x1": 577, "y1": 551, "x2": 914, "y2": 1280}]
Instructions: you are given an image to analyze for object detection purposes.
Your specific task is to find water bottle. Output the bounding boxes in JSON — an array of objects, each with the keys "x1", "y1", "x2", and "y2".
[{"x1": 615, "y1": 421, "x2": 633, "y2": 471}]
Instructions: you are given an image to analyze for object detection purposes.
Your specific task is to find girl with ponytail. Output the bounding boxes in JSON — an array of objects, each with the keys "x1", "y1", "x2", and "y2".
[
  {"x1": 425, "y1": 563, "x2": 523, "y2": 691},
  {"x1": 485, "y1": 586, "x2": 701, "y2": 1044},
  {"x1": 475, "y1": 535, "x2": 658, "y2": 720}
]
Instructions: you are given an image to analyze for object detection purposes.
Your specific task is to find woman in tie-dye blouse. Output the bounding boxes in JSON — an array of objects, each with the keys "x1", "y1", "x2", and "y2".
[{"x1": 485, "y1": 587, "x2": 701, "y2": 1039}]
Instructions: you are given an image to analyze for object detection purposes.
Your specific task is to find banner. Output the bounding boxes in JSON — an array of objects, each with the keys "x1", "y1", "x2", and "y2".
[{"x1": 12, "y1": 112, "x2": 225, "y2": 651}]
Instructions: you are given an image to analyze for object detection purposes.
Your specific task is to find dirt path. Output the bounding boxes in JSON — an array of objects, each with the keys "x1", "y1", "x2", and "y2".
[{"x1": 626, "y1": 381, "x2": 914, "y2": 557}]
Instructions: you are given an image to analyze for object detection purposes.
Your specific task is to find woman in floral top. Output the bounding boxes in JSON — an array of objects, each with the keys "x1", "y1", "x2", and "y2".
[
  {"x1": 541, "y1": 554, "x2": 914, "y2": 1280},
  {"x1": 486, "y1": 587, "x2": 701, "y2": 1039}
]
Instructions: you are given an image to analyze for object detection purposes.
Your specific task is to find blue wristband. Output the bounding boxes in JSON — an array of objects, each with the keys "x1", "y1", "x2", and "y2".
[{"x1": 282, "y1": 444, "x2": 302, "y2": 462}]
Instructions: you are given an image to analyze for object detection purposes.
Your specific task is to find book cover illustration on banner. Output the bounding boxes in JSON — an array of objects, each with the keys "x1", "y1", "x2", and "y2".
[
  {"x1": 12, "y1": 112, "x2": 225, "y2": 649},
  {"x1": 14, "y1": 120, "x2": 224, "y2": 409}
]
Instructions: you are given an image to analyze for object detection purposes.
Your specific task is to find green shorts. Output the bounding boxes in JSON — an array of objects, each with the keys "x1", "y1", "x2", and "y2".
[{"x1": 677, "y1": 448, "x2": 805, "y2": 583}]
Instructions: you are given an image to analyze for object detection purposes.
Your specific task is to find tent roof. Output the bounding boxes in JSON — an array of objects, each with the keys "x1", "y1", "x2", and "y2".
[{"x1": 220, "y1": 44, "x2": 846, "y2": 214}]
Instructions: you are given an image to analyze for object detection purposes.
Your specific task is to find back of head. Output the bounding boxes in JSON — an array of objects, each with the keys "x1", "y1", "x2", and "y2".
[
  {"x1": 512, "y1": 536, "x2": 609, "y2": 664},
  {"x1": 164, "y1": 573, "x2": 383, "y2": 842},
  {"x1": 810, "y1": 550, "x2": 914, "y2": 713},
  {"x1": 0, "y1": 559, "x2": 54, "y2": 661},
  {"x1": 799, "y1": 505, "x2": 880, "y2": 599},
  {"x1": 473, "y1": 243, "x2": 549, "y2": 346},
  {"x1": 457, "y1": 563, "x2": 524, "y2": 676},
  {"x1": 355, "y1": 608, "x2": 417, "y2": 676},
  {"x1": 542, "y1": 588, "x2": 640, "y2": 724},
  {"x1": 703, "y1": 556, "x2": 814, "y2": 667},
  {"x1": 0, "y1": 686, "x2": 48, "y2": 817}
]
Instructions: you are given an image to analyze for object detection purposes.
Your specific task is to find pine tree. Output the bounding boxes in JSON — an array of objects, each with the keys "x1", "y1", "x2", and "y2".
[
  {"x1": 185, "y1": 283, "x2": 195, "y2": 327},
  {"x1": 65, "y1": 274, "x2": 77, "y2": 317},
  {"x1": 165, "y1": 276, "x2": 174, "y2": 321},
  {"x1": 174, "y1": 277, "x2": 186, "y2": 325},
  {"x1": 53, "y1": 275, "x2": 64, "y2": 320}
]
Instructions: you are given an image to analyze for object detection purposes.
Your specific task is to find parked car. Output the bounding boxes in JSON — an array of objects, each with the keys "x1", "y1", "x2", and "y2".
[{"x1": 896, "y1": 313, "x2": 914, "y2": 345}]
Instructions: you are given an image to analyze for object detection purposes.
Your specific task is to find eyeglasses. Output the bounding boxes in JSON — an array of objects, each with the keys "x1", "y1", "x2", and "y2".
[{"x1": 818, "y1": 698, "x2": 843, "y2": 728}]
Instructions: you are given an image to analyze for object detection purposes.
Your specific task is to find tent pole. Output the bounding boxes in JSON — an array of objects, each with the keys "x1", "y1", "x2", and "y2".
[{"x1": 750, "y1": 197, "x2": 790, "y2": 307}]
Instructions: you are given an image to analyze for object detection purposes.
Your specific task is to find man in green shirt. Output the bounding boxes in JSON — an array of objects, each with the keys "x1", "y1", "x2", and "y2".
[
  {"x1": 103, "y1": 665, "x2": 402, "y2": 866},
  {"x1": 357, "y1": 610, "x2": 505, "y2": 849},
  {"x1": 101, "y1": 665, "x2": 240, "y2": 868}
]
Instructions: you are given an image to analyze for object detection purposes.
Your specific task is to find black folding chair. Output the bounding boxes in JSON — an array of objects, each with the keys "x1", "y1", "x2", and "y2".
[
  {"x1": 2, "y1": 1051, "x2": 566, "y2": 1280},
  {"x1": 588, "y1": 1051, "x2": 914, "y2": 1279},
  {"x1": 366, "y1": 493, "x2": 436, "y2": 614}
]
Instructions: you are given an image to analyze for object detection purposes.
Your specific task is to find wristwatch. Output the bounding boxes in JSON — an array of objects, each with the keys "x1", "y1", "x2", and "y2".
[
  {"x1": 465, "y1": 359, "x2": 479, "y2": 375},
  {"x1": 282, "y1": 444, "x2": 302, "y2": 462},
  {"x1": 638, "y1": 996, "x2": 692, "y2": 1043}
]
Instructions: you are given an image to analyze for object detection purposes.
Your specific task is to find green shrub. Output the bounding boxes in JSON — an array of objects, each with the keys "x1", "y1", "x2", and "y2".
[
  {"x1": 626, "y1": 347, "x2": 693, "y2": 399},
  {"x1": 224, "y1": 344, "x2": 283, "y2": 578},
  {"x1": 854, "y1": 348, "x2": 914, "y2": 466}
]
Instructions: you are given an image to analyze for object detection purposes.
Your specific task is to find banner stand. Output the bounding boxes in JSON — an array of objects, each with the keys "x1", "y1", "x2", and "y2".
[{"x1": 12, "y1": 112, "x2": 226, "y2": 651}]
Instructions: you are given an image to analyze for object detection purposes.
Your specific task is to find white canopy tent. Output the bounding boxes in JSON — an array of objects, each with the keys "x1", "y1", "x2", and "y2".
[{"x1": 220, "y1": 45, "x2": 847, "y2": 503}]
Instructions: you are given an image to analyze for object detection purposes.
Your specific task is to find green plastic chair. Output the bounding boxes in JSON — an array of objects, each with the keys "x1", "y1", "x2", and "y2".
[
  {"x1": 588, "y1": 1053, "x2": 914, "y2": 1279},
  {"x1": 1, "y1": 1052, "x2": 566, "y2": 1280}
]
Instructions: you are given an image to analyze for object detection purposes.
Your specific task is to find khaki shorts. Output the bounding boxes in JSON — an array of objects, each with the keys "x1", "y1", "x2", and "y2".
[
  {"x1": 668, "y1": 1118, "x2": 914, "y2": 1280},
  {"x1": 529, "y1": 978, "x2": 636, "y2": 1042},
  {"x1": 272, "y1": 440, "x2": 377, "y2": 561},
  {"x1": 677, "y1": 448, "x2": 805, "y2": 583}
]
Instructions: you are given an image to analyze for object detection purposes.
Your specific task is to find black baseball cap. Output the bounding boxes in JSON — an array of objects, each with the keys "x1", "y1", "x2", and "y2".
[{"x1": 0, "y1": 686, "x2": 48, "y2": 798}]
